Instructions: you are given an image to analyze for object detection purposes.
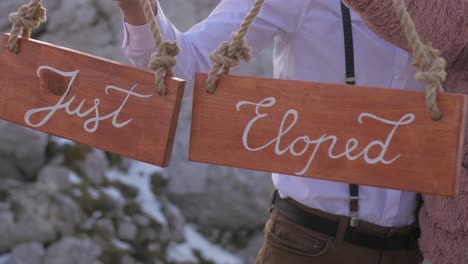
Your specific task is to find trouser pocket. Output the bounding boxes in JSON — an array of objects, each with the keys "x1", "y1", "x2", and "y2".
[{"x1": 266, "y1": 208, "x2": 333, "y2": 257}]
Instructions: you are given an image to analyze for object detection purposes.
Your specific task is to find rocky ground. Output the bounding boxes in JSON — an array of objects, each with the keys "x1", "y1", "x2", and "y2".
[{"x1": 0, "y1": 1, "x2": 274, "y2": 263}]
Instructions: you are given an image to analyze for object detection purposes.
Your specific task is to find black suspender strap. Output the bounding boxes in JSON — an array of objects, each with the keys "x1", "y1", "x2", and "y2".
[
  {"x1": 341, "y1": 2, "x2": 356, "y2": 85},
  {"x1": 340, "y1": 1, "x2": 360, "y2": 228},
  {"x1": 349, "y1": 183, "x2": 360, "y2": 227}
]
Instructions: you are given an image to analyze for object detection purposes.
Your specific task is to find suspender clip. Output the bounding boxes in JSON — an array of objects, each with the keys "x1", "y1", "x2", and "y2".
[
  {"x1": 350, "y1": 211, "x2": 359, "y2": 227},
  {"x1": 349, "y1": 195, "x2": 359, "y2": 227}
]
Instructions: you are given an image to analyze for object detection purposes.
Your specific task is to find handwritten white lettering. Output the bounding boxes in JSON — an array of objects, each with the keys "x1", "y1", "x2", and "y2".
[
  {"x1": 236, "y1": 97, "x2": 415, "y2": 175},
  {"x1": 24, "y1": 66, "x2": 153, "y2": 133}
]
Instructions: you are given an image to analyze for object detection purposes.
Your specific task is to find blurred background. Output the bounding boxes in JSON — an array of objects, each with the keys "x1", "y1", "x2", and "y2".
[{"x1": 0, "y1": 1, "x2": 275, "y2": 263}]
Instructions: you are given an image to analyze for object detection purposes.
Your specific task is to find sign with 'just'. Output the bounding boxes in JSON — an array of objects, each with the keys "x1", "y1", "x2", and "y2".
[{"x1": 0, "y1": 34, "x2": 185, "y2": 167}]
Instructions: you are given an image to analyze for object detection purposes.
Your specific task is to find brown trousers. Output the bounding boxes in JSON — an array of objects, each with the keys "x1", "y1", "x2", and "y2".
[{"x1": 256, "y1": 205, "x2": 423, "y2": 264}]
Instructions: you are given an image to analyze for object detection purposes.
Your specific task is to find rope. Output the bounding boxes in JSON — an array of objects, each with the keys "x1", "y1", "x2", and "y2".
[
  {"x1": 138, "y1": 0, "x2": 179, "y2": 95},
  {"x1": 393, "y1": 0, "x2": 446, "y2": 121},
  {"x1": 8, "y1": 0, "x2": 46, "y2": 53},
  {"x1": 205, "y1": 0, "x2": 265, "y2": 93}
]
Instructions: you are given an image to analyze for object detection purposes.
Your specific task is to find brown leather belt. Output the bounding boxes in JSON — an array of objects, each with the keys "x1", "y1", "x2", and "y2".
[{"x1": 271, "y1": 191, "x2": 419, "y2": 251}]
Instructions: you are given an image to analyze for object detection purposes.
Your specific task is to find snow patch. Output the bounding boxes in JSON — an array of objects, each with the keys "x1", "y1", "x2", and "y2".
[
  {"x1": 68, "y1": 171, "x2": 82, "y2": 185},
  {"x1": 71, "y1": 189, "x2": 82, "y2": 197},
  {"x1": 112, "y1": 238, "x2": 132, "y2": 251},
  {"x1": 102, "y1": 187, "x2": 124, "y2": 203},
  {"x1": 50, "y1": 136, "x2": 74, "y2": 146},
  {"x1": 81, "y1": 211, "x2": 103, "y2": 230},
  {"x1": 107, "y1": 161, "x2": 166, "y2": 224},
  {"x1": 107, "y1": 161, "x2": 242, "y2": 264},
  {"x1": 167, "y1": 226, "x2": 242, "y2": 264},
  {"x1": 0, "y1": 254, "x2": 10, "y2": 264},
  {"x1": 88, "y1": 187, "x2": 100, "y2": 199}
]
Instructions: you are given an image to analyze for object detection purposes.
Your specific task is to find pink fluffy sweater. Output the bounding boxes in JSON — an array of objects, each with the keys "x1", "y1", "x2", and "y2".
[{"x1": 344, "y1": 0, "x2": 468, "y2": 263}]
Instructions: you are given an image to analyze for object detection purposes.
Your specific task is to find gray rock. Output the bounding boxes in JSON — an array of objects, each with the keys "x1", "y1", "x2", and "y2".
[
  {"x1": 36, "y1": 165, "x2": 76, "y2": 191},
  {"x1": 11, "y1": 212, "x2": 56, "y2": 251},
  {"x1": 236, "y1": 232, "x2": 265, "y2": 264},
  {"x1": 166, "y1": 167, "x2": 272, "y2": 228},
  {"x1": 73, "y1": 149, "x2": 108, "y2": 185},
  {"x1": 40, "y1": 0, "x2": 127, "y2": 62},
  {"x1": 0, "y1": 254, "x2": 10, "y2": 264},
  {"x1": 167, "y1": 102, "x2": 272, "y2": 229},
  {"x1": 0, "y1": 159, "x2": 22, "y2": 184},
  {"x1": 167, "y1": 99, "x2": 273, "y2": 230},
  {"x1": 0, "y1": 202, "x2": 10, "y2": 211},
  {"x1": 22, "y1": 192, "x2": 82, "y2": 236},
  {"x1": 94, "y1": 218, "x2": 115, "y2": 239},
  {"x1": 0, "y1": 189, "x2": 82, "y2": 252},
  {"x1": 47, "y1": 153, "x2": 66, "y2": 167},
  {"x1": 138, "y1": 228, "x2": 159, "y2": 241},
  {"x1": 10, "y1": 242, "x2": 45, "y2": 264},
  {"x1": 117, "y1": 222, "x2": 138, "y2": 242},
  {"x1": 80, "y1": 211, "x2": 103, "y2": 231},
  {"x1": 0, "y1": 211, "x2": 16, "y2": 252},
  {"x1": 161, "y1": 200, "x2": 185, "y2": 243},
  {"x1": 120, "y1": 255, "x2": 136, "y2": 264},
  {"x1": 0, "y1": 1, "x2": 17, "y2": 32},
  {"x1": 0, "y1": 121, "x2": 48, "y2": 180},
  {"x1": 0, "y1": 185, "x2": 11, "y2": 203},
  {"x1": 157, "y1": 223, "x2": 173, "y2": 244},
  {"x1": 43, "y1": 237, "x2": 101, "y2": 264},
  {"x1": 133, "y1": 214, "x2": 150, "y2": 228},
  {"x1": 0, "y1": 208, "x2": 56, "y2": 253},
  {"x1": 101, "y1": 187, "x2": 126, "y2": 210},
  {"x1": 147, "y1": 243, "x2": 163, "y2": 254}
]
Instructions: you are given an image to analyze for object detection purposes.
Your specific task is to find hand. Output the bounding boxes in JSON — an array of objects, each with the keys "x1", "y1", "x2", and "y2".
[{"x1": 115, "y1": 0, "x2": 157, "y2": 26}]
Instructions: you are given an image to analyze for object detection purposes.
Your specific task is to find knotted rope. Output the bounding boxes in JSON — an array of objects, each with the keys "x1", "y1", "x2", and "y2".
[
  {"x1": 8, "y1": 0, "x2": 46, "y2": 53},
  {"x1": 205, "y1": 0, "x2": 265, "y2": 93},
  {"x1": 138, "y1": 0, "x2": 179, "y2": 95},
  {"x1": 393, "y1": 0, "x2": 446, "y2": 121}
]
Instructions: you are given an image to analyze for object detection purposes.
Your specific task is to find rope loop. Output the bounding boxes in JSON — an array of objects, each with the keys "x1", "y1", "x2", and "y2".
[
  {"x1": 148, "y1": 42, "x2": 180, "y2": 72},
  {"x1": 148, "y1": 41, "x2": 180, "y2": 95},
  {"x1": 210, "y1": 42, "x2": 238, "y2": 69},
  {"x1": 224, "y1": 33, "x2": 253, "y2": 65},
  {"x1": 8, "y1": 0, "x2": 46, "y2": 53},
  {"x1": 393, "y1": 0, "x2": 446, "y2": 120},
  {"x1": 413, "y1": 44, "x2": 446, "y2": 121},
  {"x1": 205, "y1": 0, "x2": 265, "y2": 93},
  {"x1": 138, "y1": 0, "x2": 179, "y2": 95},
  {"x1": 206, "y1": 33, "x2": 252, "y2": 94},
  {"x1": 413, "y1": 44, "x2": 446, "y2": 93}
]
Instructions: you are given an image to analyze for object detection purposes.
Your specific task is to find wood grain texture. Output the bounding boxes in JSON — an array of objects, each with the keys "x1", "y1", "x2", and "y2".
[
  {"x1": 190, "y1": 73, "x2": 467, "y2": 196},
  {"x1": 0, "y1": 33, "x2": 185, "y2": 167}
]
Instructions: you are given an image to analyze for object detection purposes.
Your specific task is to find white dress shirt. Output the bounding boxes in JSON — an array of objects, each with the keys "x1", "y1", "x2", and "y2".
[{"x1": 122, "y1": 0, "x2": 426, "y2": 227}]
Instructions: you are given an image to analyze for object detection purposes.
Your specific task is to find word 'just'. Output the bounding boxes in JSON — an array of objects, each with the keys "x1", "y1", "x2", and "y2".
[{"x1": 24, "y1": 66, "x2": 152, "y2": 133}]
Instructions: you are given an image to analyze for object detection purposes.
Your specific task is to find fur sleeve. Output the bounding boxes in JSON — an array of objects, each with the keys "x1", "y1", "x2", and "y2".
[{"x1": 343, "y1": 0, "x2": 467, "y2": 70}]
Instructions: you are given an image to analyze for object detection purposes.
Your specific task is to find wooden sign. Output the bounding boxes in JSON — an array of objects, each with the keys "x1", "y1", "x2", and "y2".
[
  {"x1": 190, "y1": 73, "x2": 467, "y2": 196},
  {"x1": 0, "y1": 34, "x2": 185, "y2": 167}
]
